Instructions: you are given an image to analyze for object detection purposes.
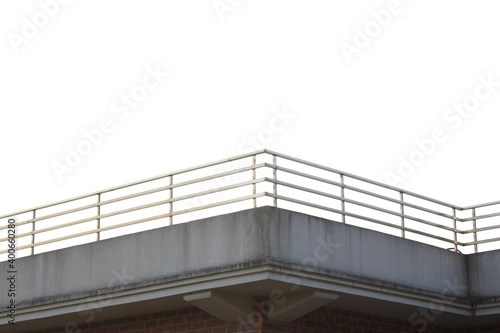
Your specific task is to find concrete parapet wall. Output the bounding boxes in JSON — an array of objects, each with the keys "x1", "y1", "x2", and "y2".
[
  {"x1": 1, "y1": 207, "x2": 474, "y2": 306},
  {"x1": 267, "y1": 208, "x2": 468, "y2": 298}
]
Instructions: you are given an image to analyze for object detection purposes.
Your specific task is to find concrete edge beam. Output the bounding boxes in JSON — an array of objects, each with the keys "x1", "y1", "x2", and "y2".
[{"x1": 475, "y1": 301, "x2": 500, "y2": 316}]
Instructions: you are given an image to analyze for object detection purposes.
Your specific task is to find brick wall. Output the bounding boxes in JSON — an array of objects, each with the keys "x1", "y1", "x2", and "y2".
[{"x1": 32, "y1": 301, "x2": 500, "y2": 333}]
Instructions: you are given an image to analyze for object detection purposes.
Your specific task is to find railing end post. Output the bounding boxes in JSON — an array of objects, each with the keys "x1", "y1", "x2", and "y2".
[{"x1": 273, "y1": 154, "x2": 277, "y2": 207}]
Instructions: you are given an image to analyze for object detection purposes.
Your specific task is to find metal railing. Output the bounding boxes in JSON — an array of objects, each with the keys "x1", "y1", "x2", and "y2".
[{"x1": 1, "y1": 149, "x2": 500, "y2": 260}]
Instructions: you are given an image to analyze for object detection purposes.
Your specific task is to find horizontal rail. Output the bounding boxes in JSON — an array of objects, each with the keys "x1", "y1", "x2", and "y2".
[
  {"x1": 461, "y1": 211, "x2": 500, "y2": 222},
  {"x1": 267, "y1": 163, "x2": 460, "y2": 221},
  {"x1": 0, "y1": 163, "x2": 266, "y2": 232},
  {"x1": 462, "y1": 235, "x2": 500, "y2": 247},
  {"x1": 265, "y1": 192, "x2": 458, "y2": 246},
  {"x1": 461, "y1": 224, "x2": 500, "y2": 234},
  {"x1": 462, "y1": 200, "x2": 500, "y2": 210},
  {"x1": 266, "y1": 178, "x2": 457, "y2": 233},
  {"x1": 0, "y1": 178, "x2": 266, "y2": 243},
  {"x1": 266, "y1": 150, "x2": 462, "y2": 210},
  {"x1": 0, "y1": 192, "x2": 266, "y2": 255},
  {"x1": 0, "y1": 150, "x2": 266, "y2": 220}
]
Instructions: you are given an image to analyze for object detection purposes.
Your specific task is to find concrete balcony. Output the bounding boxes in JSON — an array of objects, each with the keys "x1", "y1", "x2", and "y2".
[{"x1": 2, "y1": 206, "x2": 500, "y2": 332}]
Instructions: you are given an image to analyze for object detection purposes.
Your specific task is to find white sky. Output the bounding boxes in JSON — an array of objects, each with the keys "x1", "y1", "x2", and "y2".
[{"x1": 1, "y1": 0, "x2": 500, "y2": 217}]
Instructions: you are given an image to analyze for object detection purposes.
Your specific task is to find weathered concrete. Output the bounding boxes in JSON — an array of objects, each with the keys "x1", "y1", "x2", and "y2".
[
  {"x1": 1, "y1": 208, "x2": 271, "y2": 305},
  {"x1": 1, "y1": 207, "x2": 500, "y2": 331},
  {"x1": 0, "y1": 207, "x2": 468, "y2": 306},
  {"x1": 267, "y1": 208, "x2": 468, "y2": 298},
  {"x1": 468, "y1": 249, "x2": 500, "y2": 298}
]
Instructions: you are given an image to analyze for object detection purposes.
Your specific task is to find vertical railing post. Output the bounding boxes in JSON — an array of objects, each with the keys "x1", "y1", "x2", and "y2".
[
  {"x1": 400, "y1": 192, "x2": 405, "y2": 238},
  {"x1": 169, "y1": 175, "x2": 173, "y2": 226},
  {"x1": 472, "y1": 208, "x2": 478, "y2": 253},
  {"x1": 273, "y1": 154, "x2": 277, "y2": 207},
  {"x1": 96, "y1": 193, "x2": 101, "y2": 241},
  {"x1": 252, "y1": 155, "x2": 257, "y2": 208},
  {"x1": 340, "y1": 174, "x2": 345, "y2": 223},
  {"x1": 452, "y1": 208, "x2": 458, "y2": 252},
  {"x1": 31, "y1": 209, "x2": 36, "y2": 255}
]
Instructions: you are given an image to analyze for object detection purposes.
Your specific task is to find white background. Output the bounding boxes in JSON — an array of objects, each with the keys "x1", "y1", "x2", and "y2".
[{"x1": 1, "y1": 0, "x2": 500, "y2": 215}]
